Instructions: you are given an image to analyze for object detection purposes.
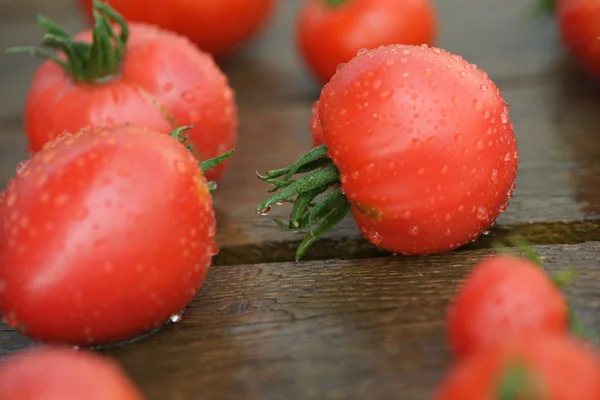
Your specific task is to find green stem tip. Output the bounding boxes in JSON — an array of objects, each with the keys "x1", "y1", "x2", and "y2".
[
  {"x1": 168, "y1": 125, "x2": 234, "y2": 192},
  {"x1": 6, "y1": 1, "x2": 129, "y2": 82},
  {"x1": 255, "y1": 144, "x2": 350, "y2": 261}
]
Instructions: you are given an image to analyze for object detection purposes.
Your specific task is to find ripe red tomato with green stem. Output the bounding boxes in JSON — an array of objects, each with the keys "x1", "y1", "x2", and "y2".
[
  {"x1": 257, "y1": 44, "x2": 519, "y2": 261},
  {"x1": 296, "y1": 0, "x2": 437, "y2": 84},
  {"x1": 0, "y1": 124, "x2": 232, "y2": 345},
  {"x1": 7, "y1": 1, "x2": 237, "y2": 183},
  {"x1": 0, "y1": 347, "x2": 145, "y2": 400},
  {"x1": 78, "y1": 0, "x2": 278, "y2": 59},
  {"x1": 435, "y1": 334, "x2": 600, "y2": 400}
]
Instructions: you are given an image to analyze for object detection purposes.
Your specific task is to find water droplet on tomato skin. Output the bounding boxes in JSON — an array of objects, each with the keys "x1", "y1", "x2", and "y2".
[
  {"x1": 412, "y1": 139, "x2": 423, "y2": 150},
  {"x1": 181, "y1": 91, "x2": 196, "y2": 103},
  {"x1": 409, "y1": 226, "x2": 419, "y2": 236},
  {"x1": 476, "y1": 207, "x2": 488, "y2": 221}
]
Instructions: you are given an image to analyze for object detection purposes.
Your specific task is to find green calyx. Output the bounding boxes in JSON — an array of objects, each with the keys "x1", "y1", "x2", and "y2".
[
  {"x1": 322, "y1": 0, "x2": 349, "y2": 6},
  {"x1": 529, "y1": 0, "x2": 555, "y2": 19},
  {"x1": 6, "y1": 1, "x2": 129, "y2": 83},
  {"x1": 493, "y1": 236, "x2": 597, "y2": 344},
  {"x1": 169, "y1": 126, "x2": 235, "y2": 192},
  {"x1": 256, "y1": 144, "x2": 350, "y2": 261},
  {"x1": 496, "y1": 362, "x2": 544, "y2": 400}
]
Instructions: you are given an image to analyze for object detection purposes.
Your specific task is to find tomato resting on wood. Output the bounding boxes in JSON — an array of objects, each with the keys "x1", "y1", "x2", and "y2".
[
  {"x1": 434, "y1": 334, "x2": 600, "y2": 400},
  {"x1": 8, "y1": 1, "x2": 237, "y2": 183},
  {"x1": 78, "y1": 0, "x2": 278, "y2": 58},
  {"x1": 296, "y1": 0, "x2": 437, "y2": 84},
  {"x1": 0, "y1": 125, "x2": 229, "y2": 345},
  {"x1": 0, "y1": 347, "x2": 145, "y2": 400},
  {"x1": 257, "y1": 44, "x2": 519, "y2": 260},
  {"x1": 446, "y1": 253, "x2": 569, "y2": 359}
]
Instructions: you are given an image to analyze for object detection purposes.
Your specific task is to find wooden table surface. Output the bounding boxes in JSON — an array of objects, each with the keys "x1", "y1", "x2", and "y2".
[{"x1": 0, "y1": 1, "x2": 599, "y2": 399}]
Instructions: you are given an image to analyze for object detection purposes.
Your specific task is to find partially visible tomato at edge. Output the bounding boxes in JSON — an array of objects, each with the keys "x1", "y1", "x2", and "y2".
[
  {"x1": 78, "y1": 0, "x2": 278, "y2": 58},
  {"x1": 296, "y1": 0, "x2": 437, "y2": 84},
  {"x1": 446, "y1": 254, "x2": 569, "y2": 359},
  {"x1": 0, "y1": 125, "x2": 217, "y2": 345},
  {"x1": 317, "y1": 44, "x2": 519, "y2": 255},
  {"x1": 555, "y1": 0, "x2": 600, "y2": 79},
  {"x1": 0, "y1": 347, "x2": 145, "y2": 400}
]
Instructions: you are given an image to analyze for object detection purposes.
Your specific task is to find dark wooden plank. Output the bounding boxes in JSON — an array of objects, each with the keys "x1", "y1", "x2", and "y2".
[
  {"x1": 0, "y1": 242, "x2": 598, "y2": 399},
  {"x1": 1, "y1": 79, "x2": 600, "y2": 264}
]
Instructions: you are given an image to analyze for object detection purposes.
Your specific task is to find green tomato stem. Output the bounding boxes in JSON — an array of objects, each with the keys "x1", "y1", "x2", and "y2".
[
  {"x1": 256, "y1": 144, "x2": 350, "y2": 261},
  {"x1": 322, "y1": 0, "x2": 349, "y2": 7},
  {"x1": 6, "y1": 1, "x2": 129, "y2": 82}
]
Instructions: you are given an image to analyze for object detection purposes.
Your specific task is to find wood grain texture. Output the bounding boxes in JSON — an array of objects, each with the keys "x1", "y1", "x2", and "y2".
[{"x1": 0, "y1": 242, "x2": 598, "y2": 399}]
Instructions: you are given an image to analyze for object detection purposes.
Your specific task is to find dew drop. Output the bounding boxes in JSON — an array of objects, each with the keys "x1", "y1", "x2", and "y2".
[
  {"x1": 258, "y1": 207, "x2": 271, "y2": 216},
  {"x1": 163, "y1": 82, "x2": 174, "y2": 92},
  {"x1": 441, "y1": 165, "x2": 449, "y2": 175},
  {"x1": 370, "y1": 231, "x2": 383, "y2": 245},
  {"x1": 480, "y1": 84, "x2": 489, "y2": 92},
  {"x1": 500, "y1": 113, "x2": 509, "y2": 124},
  {"x1": 454, "y1": 133, "x2": 464, "y2": 143},
  {"x1": 475, "y1": 140, "x2": 484, "y2": 150},
  {"x1": 409, "y1": 226, "x2": 419, "y2": 236},
  {"x1": 181, "y1": 92, "x2": 195, "y2": 103},
  {"x1": 476, "y1": 207, "x2": 487, "y2": 220},
  {"x1": 490, "y1": 169, "x2": 499, "y2": 183},
  {"x1": 412, "y1": 138, "x2": 423, "y2": 150},
  {"x1": 169, "y1": 310, "x2": 184, "y2": 323}
]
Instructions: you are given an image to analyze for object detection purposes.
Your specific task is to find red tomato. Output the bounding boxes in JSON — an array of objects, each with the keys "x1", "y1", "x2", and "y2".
[
  {"x1": 15, "y1": 3, "x2": 237, "y2": 183},
  {"x1": 556, "y1": 0, "x2": 600, "y2": 79},
  {"x1": 310, "y1": 100, "x2": 325, "y2": 147},
  {"x1": 0, "y1": 347, "x2": 144, "y2": 400},
  {"x1": 0, "y1": 125, "x2": 217, "y2": 345},
  {"x1": 446, "y1": 254, "x2": 568, "y2": 359},
  {"x1": 435, "y1": 334, "x2": 600, "y2": 400},
  {"x1": 296, "y1": 0, "x2": 437, "y2": 84},
  {"x1": 321, "y1": 45, "x2": 519, "y2": 255},
  {"x1": 78, "y1": 0, "x2": 278, "y2": 58},
  {"x1": 257, "y1": 44, "x2": 519, "y2": 260}
]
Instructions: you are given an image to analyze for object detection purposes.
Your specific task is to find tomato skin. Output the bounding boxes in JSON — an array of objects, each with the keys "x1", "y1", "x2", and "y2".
[
  {"x1": 78, "y1": 0, "x2": 278, "y2": 58},
  {"x1": 296, "y1": 0, "x2": 437, "y2": 84},
  {"x1": 310, "y1": 100, "x2": 325, "y2": 147},
  {"x1": 557, "y1": 0, "x2": 600, "y2": 79},
  {"x1": 0, "y1": 125, "x2": 216, "y2": 345},
  {"x1": 318, "y1": 45, "x2": 519, "y2": 255},
  {"x1": 435, "y1": 334, "x2": 600, "y2": 400},
  {"x1": 24, "y1": 23, "x2": 237, "y2": 183},
  {"x1": 446, "y1": 255, "x2": 568, "y2": 359},
  {"x1": 0, "y1": 347, "x2": 144, "y2": 400}
]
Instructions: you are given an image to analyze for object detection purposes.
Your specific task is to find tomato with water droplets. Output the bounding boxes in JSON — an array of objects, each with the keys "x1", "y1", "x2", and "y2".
[
  {"x1": 78, "y1": 0, "x2": 277, "y2": 59},
  {"x1": 10, "y1": 2, "x2": 237, "y2": 183},
  {"x1": 296, "y1": 0, "x2": 437, "y2": 84},
  {"x1": 257, "y1": 44, "x2": 519, "y2": 261},
  {"x1": 435, "y1": 334, "x2": 600, "y2": 400},
  {"x1": 447, "y1": 254, "x2": 569, "y2": 359},
  {"x1": 0, "y1": 125, "x2": 220, "y2": 345},
  {"x1": 0, "y1": 347, "x2": 145, "y2": 400}
]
